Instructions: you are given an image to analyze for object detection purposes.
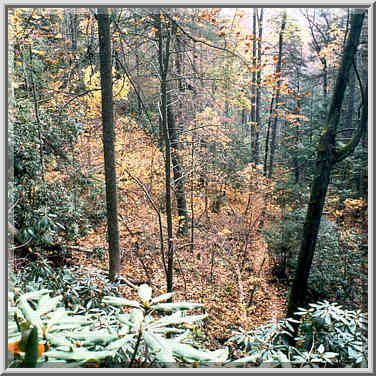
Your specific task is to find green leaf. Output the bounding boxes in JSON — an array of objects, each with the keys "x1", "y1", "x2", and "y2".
[
  {"x1": 323, "y1": 352, "x2": 339, "y2": 358},
  {"x1": 36, "y1": 295, "x2": 62, "y2": 316},
  {"x1": 22, "y1": 290, "x2": 52, "y2": 301},
  {"x1": 45, "y1": 308, "x2": 67, "y2": 331},
  {"x1": 148, "y1": 312, "x2": 207, "y2": 330},
  {"x1": 130, "y1": 308, "x2": 144, "y2": 332},
  {"x1": 224, "y1": 353, "x2": 259, "y2": 367},
  {"x1": 138, "y1": 284, "x2": 152, "y2": 304},
  {"x1": 106, "y1": 334, "x2": 135, "y2": 351},
  {"x1": 71, "y1": 330, "x2": 118, "y2": 346},
  {"x1": 147, "y1": 311, "x2": 181, "y2": 328},
  {"x1": 118, "y1": 326, "x2": 130, "y2": 336},
  {"x1": 45, "y1": 333, "x2": 71, "y2": 347},
  {"x1": 208, "y1": 347, "x2": 229, "y2": 363},
  {"x1": 48, "y1": 315, "x2": 91, "y2": 332},
  {"x1": 102, "y1": 296, "x2": 141, "y2": 309},
  {"x1": 276, "y1": 350, "x2": 290, "y2": 363},
  {"x1": 171, "y1": 342, "x2": 228, "y2": 363},
  {"x1": 40, "y1": 216, "x2": 49, "y2": 229},
  {"x1": 152, "y1": 327, "x2": 185, "y2": 335},
  {"x1": 143, "y1": 332, "x2": 176, "y2": 366},
  {"x1": 117, "y1": 313, "x2": 132, "y2": 326},
  {"x1": 18, "y1": 297, "x2": 43, "y2": 333},
  {"x1": 152, "y1": 302, "x2": 203, "y2": 312},
  {"x1": 43, "y1": 349, "x2": 114, "y2": 361},
  {"x1": 151, "y1": 292, "x2": 174, "y2": 305},
  {"x1": 23, "y1": 327, "x2": 39, "y2": 368}
]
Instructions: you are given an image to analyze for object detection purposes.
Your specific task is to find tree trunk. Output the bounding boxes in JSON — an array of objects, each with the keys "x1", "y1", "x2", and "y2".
[
  {"x1": 97, "y1": 8, "x2": 121, "y2": 281},
  {"x1": 170, "y1": 27, "x2": 189, "y2": 236},
  {"x1": 156, "y1": 10, "x2": 175, "y2": 293},
  {"x1": 250, "y1": 9, "x2": 258, "y2": 164},
  {"x1": 255, "y1": 8, "x2": 263, "y2": 167},
  {"x1": 263, "y1": 96, "x2": 274, "y2": 177},
  {"x1": 267, "y1": 11, "x2": 286, "y2": 179},
  {"x1": 344, "y1": 65, "x2": 356, "y2": 140},
  {"x1": 286, "y1": 10, "x2": 366, "y2": 321},
  {"x1": 167, "y1": 101, "x2": 189, "y2": 235},
  {"x1": 293, "y1": 55, "x2": 302, "y2": 185}
]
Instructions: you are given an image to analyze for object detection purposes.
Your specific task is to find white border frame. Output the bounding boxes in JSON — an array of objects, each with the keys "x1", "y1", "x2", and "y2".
[{"x1": 2, "y1": 1, "x2": 374, "y2": 374}]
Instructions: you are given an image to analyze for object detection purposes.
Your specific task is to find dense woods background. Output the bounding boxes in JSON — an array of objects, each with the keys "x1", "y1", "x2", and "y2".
[{"x1": 8, "y1": 7, "x2": 368, "y2": 368}]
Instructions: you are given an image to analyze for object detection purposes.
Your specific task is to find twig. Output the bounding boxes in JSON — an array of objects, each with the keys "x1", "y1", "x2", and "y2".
[
  {"x1": 8, "y1": 199, "x2": 20, "y2": 213},
  {"x1": 66, "y1": 245, "x2": 95, "y2": 254},
  {"x1": 129, "y1": 328, "x2": 143, "y2": 367},
  {"x1": 119, "y1": 165, "x2": 168, "y2": 276},
  {"x1": 132, "y1": 244, "x2": 152, "y2": 286},
  {"x1": 247, "y1": 257, "x2": 266, "y2": 308},
  {"x1": 8, "y1": 238, "x2": 33, "y2": 250},
  {"x1": 175, "y1": 254, "x2": 187, "y2": 293}
]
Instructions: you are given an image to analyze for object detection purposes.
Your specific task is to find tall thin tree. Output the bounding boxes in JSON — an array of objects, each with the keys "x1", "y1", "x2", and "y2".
[
  {"x1": 267, "y1": 10, "x2": 286, "y2": 178},
  {"x1": 154, "y1": 9, "x2": 175, "y2": 293},
  {"x1": 97, "y1": 7, "x2": 121, "y2": 280},
  {"x1": 287, "y1": 9, "x2": 367, "y2": 322}
]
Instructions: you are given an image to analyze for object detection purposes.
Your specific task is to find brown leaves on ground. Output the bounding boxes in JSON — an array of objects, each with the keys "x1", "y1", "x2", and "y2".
[{"x1": 60, "y1": 117, "x2": 288, "y2": 347}]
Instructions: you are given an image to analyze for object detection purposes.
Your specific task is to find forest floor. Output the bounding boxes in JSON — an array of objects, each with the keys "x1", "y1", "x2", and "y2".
[
  {"x1": 48, "y1": 117, "x2": 367, "y2": 348},
  {"x1": 61, "y1": 118, "x2": 288, "y2": 348},
  {"x1": 71, "y1": 217, "x2": 287, "y2": 348}
]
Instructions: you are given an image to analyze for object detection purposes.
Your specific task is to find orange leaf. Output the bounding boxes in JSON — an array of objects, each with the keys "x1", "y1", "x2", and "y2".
[
  {"x1": 8, "y1": 340, "x2": 44, "y2": 357},
  {"x1": 38, "y1": 344, "x2": 45, "y2": 356},
  {"x1": 8, "y1": 341, "x2": 22, "y2": 355}
]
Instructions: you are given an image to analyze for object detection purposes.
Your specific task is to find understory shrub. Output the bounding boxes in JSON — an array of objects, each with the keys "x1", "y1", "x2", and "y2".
[
  {"x1": 8, "y1": 281, "x2": 225, "y2": 368},
  {"x1": 9, "y1": 266, "x2": 367, "y2": 368},
  {"x1": 227, "y1": 301, "x2": 367, "y2": 368},
  {"x1": 10, "y1": 260, "x2": 120, "y2": 313},
  {"x1": 263, "y1": 208, "x2": 366, "y2": 305}
]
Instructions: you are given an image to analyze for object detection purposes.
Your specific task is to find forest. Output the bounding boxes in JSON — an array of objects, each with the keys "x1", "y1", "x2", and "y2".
[{"x1": 7, "y1": 7, "x2": 369, "y2": 369}]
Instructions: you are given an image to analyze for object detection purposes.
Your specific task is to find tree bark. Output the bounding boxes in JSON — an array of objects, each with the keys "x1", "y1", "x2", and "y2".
[
  {"x1": 286, "y1": 10, "x2": 366, "y2": 321},
  {"x1": 250, "y1": 9, "x2": 258, "y2": 164},
  {"x1": 155, "y1": 9, "x2": 175, "y2": 293},
  {"x1": 97, "y1": 8, "x2": 121, "y2": 281},
  {"x1": 267, "y1": 11, "x2": 286, "y2": 178},
  {"x1": 254, "y1": 8, "x2": 263, "y2": 167},
  {"x1": 167, "y1": 103, "x2": 189, "y2": 235},
  {"x1": 170, "y1": 25, "x2": 189, "y2": 236},
  {"x1": 293, "y1": 54, "x2": 302, "y2": 185}
]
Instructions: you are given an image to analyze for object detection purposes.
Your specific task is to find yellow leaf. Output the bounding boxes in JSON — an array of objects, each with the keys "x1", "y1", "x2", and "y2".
[
  {"x1": 33, "y1": 50, "x2": 47, "y2": 56},
  {"x1": 221, "y1": 228, "x2": 232, "y2": 236}
]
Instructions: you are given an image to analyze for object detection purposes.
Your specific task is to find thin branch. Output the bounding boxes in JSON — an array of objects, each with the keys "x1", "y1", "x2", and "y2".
[
  {"x1": 119, "y1": 164, "x2": 168, "y2": 276},
  {"x1": 352, "y1": 57, "x2": 365, "y2": 105}
]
